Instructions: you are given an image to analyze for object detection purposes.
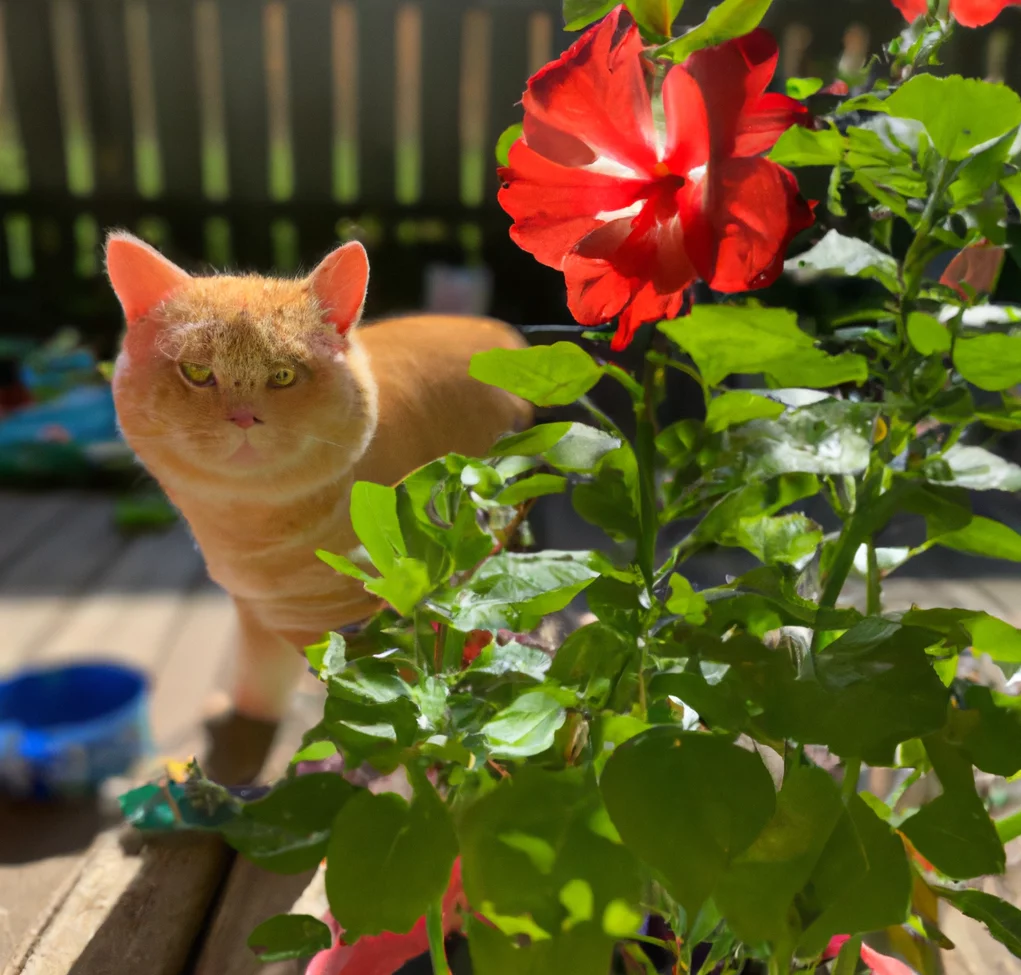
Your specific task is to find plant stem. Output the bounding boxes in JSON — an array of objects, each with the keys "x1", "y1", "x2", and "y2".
[
  {"x1": 635, "y1": 355, "x2": 662, "y2": 591},
  {"x1": 578, "y1": 394, "x2": 628, "y2": 441},
  {"x1": 866, "y1": 540, "x2": 881, "y2": 616},
  {"x1": 995, "y1": 806, "x2": 1021, "y2": 845},
  {"x1": 842, "y1": 757, "x2": 862, "y2": 802},
  {"x1": 426, "y1": 898, "x2": 451, "y2": 975}
]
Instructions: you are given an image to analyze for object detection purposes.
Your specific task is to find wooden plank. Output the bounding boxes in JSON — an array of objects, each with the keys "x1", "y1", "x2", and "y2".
[
  {"x1": 34, "y1": 524, "x2": 206, "y2": 669},
  {"x1": 0, "y1": 499, "x2": 126, "y2": 673},
  {"x1": 419, "y1": 0, "x2": 463, "y2": 206},
  {"x1": 355, "y1": 0, "x2": 396, "y2": 204},
  {"x1": 0, "y1": 493, "x2": 78, "y2": 567},
  {"x1": 2, "y1": 0, "x2": 65, "y2": 192},
  {"x1": 484, "y1": 2, "x2": 529, "y2": 204},
  {"x1": 287, "y1": 0, "x2": 331, "y2": 203},
  {"x1": 78, "y1": 0, "x2": 136, "y2": 197}
]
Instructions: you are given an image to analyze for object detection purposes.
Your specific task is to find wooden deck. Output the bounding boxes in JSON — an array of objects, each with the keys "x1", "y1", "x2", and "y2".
[{"x1": 0, "y1": 491, "x2": 1018, "y2": 973}]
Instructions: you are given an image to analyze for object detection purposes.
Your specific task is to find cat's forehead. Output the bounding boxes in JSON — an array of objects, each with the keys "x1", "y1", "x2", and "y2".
[{"x1": 161, "y1": 274, "x2": 329, "y2": 364}]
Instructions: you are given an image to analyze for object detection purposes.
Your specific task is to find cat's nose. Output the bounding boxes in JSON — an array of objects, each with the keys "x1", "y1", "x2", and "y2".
[{"x1": 227, "y1": 409, "x2": 261, "y2": 429}]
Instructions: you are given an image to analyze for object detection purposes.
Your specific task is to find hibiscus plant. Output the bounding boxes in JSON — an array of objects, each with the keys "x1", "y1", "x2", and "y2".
[{"x1": 122, "y1": 0, "x2": 1021, "y2": 973}]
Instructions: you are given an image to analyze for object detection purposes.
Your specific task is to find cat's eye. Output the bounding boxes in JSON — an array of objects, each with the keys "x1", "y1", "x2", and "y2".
[
  {"x1": 269, "y1": 366, "x2": 297, "y2": 388},
  {"x1": 180, "y1": 362, "x2": 215, "y2": 387}
]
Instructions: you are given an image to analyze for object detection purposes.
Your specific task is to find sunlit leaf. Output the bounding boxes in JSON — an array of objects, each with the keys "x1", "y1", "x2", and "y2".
[
  {"x1": 785, "y1": 229, "x2": 900, "y2": 292},
  {"x1": 937, "y1": 888, "x2": 1021, "y2": 959},
  {"x1": 483, "y1": 690, "x2": 567, "y2": 758},
  {"x1": 954, "y1": 333, "x2": 1021, "y2": 391},
  {"x1": 563, "y1": 0, "x2": 617, "y2": 30},
  {"x1": 247, "y1": 915, "x2": 333, "y2": 962},
  {"x1": 656, "y1": 0, "x2": 771, "y2": 63},
  {"x1": 770, "y1": 124, "x2": 846, "y2": 167},
  {"x1": 470, "y1": 343, "x2": 604, "y2": 407}
]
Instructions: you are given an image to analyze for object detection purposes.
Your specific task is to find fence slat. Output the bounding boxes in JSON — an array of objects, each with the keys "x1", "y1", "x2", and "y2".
[
  {"x1": 485, "y1": 3, "x2": 530, "y2": 205},
  {"x1": 79, "y1": 0, "x2": 136, "y2": 196},
  {"x1": 148, "y1": 0, "x2": 202, "y2": 201},
  {"x1": 419, "y1": 0, "x2": 463, "y2": 206},
  {"x1": 355, "y1": 0, "x2": 396, "y2": 205},
  {"x1": 287, "y1": 0, "x2": 331, "y2": 205},
  {"x1": 4, "y1": 1, "x2": 65, "y2": 193}
]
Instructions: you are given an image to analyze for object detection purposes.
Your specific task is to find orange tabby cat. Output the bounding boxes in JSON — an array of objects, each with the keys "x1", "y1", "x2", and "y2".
[{"x1": 106, "y1": 232, "x2": 529, "y2": 720}]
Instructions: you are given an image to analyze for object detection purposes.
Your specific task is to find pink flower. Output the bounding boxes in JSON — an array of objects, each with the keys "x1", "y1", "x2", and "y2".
[{"x1": 824, "y1": 935, "x2": 918, "y2": 975}]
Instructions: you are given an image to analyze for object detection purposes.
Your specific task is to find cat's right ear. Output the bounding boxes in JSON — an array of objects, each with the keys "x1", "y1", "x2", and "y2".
[
  {"x1": 105, "y1": 231, "x2": 191, "y2": 325},
  {"x1": 306, "y1": 241, "x2": 369, "y2": 335}
]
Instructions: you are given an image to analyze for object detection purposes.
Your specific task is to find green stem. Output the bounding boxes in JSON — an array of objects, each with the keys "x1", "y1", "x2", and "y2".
[
  {"x1": 842, "y1": 757, "x2": 862, "y2": 802},
  {"x1": 995, "y1": 806, "x2": 1021, "y2": 845},
  {"x1": 647, "y1": 352, "x2": 711, "y2": 410},
  {"x1": 866, "y1": 541, "x2": 881, "y2": 616},
  {"x1": 635, "y1": 356, "x2": 661, "y2": 592},
  {"x1": 578, "y1": 395, "x2": 628, "y2": 442},
  {"x1": 901, "y1": 156, "x2": 956, "y2": 303},
  {"x1": 426, "y1": 898, "x2": 451, "y2": 975}
]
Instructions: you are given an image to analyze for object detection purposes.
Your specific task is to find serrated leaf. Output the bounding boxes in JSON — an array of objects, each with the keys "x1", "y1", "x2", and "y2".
[
  {"x1": 483, "y1": 690, "x2": 567, "y2": 758},
  {"x1": 470, "y1": 343, "x2": 603, "y2": 407},
  {"x1": 325, "y1": 773, "x2": 457, "y2": 940},
  {"x1": 601, "y1": 728, "x2": 776, "y2": 915},
  {"x1": 666, "y1": 574, "x2": 708, "y2": 623},
  {"x1": 731, "y1": 513, "x2": 822, "y2": 566},
  {"x1": 656, "y1": 0, "x2": 771, "y2": 63},
  {"x1": 247, "y1": 914, "x2": 333, "y2": 962},
  {"x1": 937, "y1": 888, "x2": 1021, "y2": 959},
  {"x1": 902, "y1": 606, "x2": 1021, "y2": 664},
  {"x1": 951, "y1": 685, "x2": 1021, "y2": 777},
  {"x1": 881, "y1": 74, "x2": 1021, "y2": 161},
  {"x1": 785, "y1": 230, "x2": 899, "y2": 292}
]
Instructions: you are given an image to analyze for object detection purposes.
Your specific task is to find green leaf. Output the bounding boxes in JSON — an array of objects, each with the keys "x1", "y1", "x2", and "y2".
[
  {"x1": 572, "y1": 446, "x2": 641, "y2": 540},
  {"x1": 462, "y1": 639, "x2": 552, "y2": 683},
  {"x1": 224, "y1": 774, "x2": 356, "y2": 874},
  {"x1": 460, "y1": 768, "x2": 643, "y2": 974},
  {"x1": 937, "y1": 888, "x2": 1021, "y2": 959},
  {"x1": 563, "y1": 0, "x2": 617, "y2": 30},
  {"x1": 364, "y1": 557, "x2": 435, "y2": 617},
  {"x1": 929, "y1": 445, "x2": 1021, "y2": 492},
  {"x1": 724, "y1": 400, "x2": 878, "y2": 480},
  {"x1": 656, "y1": 0, "x2": 772, "y2": 63},
  {"x1": 626, "y1": 0, "x2": 683, "y2": 37},
  {"x1": 496, "y1": 124, "x2": 522, "y2": 167},
  {"x1": 660, "y1": 306, "x2": 866, "y2": 388},
  {"x1": 705, "y1": 391, "x2": 784, "y2": 432},
  {"x1": 443, "y1": 551, "x2": 601, "y2": 632},
  {"x1": 491, "y1": 423, "x2": 573, "y2": 458},
  {"x1": 497, "y1": 474, "x2": 567, "y2": 507},
  {"x1": 1002, "y1": 171, "x2": 1021, "y2": 213},
  {"x1": 714, "y1": 767, "x2": 844, "y2": 944},
  {"x1": 666, "y1": 574, "x2": 708, "y2": 623},
  {"x1": 785, "y1": 230, "x2": 900, "y2": 292},
  {"x1": 291, "y1": 740, "x2": 337, "y2": 764},
  {"x1": 797, "y1": 796, "x2": 912, "y2": 956},
  {"x1": 325, "y1": 772, "x2": 458, "y2": 940},
  {"x1": 247, "y1": 914, "x2": 333, "y2": 962},
  {"x1": 769, "y1": 124, "x2": 846, "y2": 167},
  {"x1": 907, "y1": 312, "x2": 951, "y2": 355},
  {"x1": 317, "y1": 548, "x2": 372, "y2": 583},
  {"x1": 952, "y1": 685, "x2": 1021, "y2": 777},
  {"x1": 483, "y1": 690, "x2": 567, "y2": 758},
  {"x1": 955, "y1": 333, "x2": 1021, "y2": 391},
  {"x1": 786, "y1": 76, "x2": 823, "y2": 99},
  {"x1": 731, "y1": 513, "x2": 822, "y2": 566},
  {"x1": 470, "y1": 344, "x2": 603, "y2": 407},
  {"x1": 350, "y1": 481, "x2": 406, "y2": 575},
  {"x1": 900, "y1": 734, "x2": 1005, "y2": 880},
  {"x1": 548, "y1": 621, "x2": 639, "y2": 708},
  {"x1": 934, "y1": 516, "x2": 1021, "y2": 562},
  {"x1": 544, "y1": 423, "x2": 622, "y2": 473},
  {"x1": 601, "y1": 728, "x2": 776, "y2": 915},
  {"x1": 881, "y1": 74, "x2": 1021, "y2": 162},
  {"x1": 902, "y1": 606, "x2": 1021, "y2": 664}
]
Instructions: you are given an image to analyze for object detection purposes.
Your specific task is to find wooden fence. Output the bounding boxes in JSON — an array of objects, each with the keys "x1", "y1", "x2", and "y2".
[{"x1": 0, "y1": 0, "x2": 1016, "y2": 349}]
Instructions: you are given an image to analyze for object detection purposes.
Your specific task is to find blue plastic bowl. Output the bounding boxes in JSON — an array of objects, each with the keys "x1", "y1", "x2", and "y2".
[{"x1": 0, "y1": 662, "x2": 151, "y2": 799}]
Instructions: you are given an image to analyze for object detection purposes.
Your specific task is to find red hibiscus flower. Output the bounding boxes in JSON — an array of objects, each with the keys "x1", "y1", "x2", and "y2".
[
  {"x1": 307, "y1": 859, "x2": 466, "y2": 975},
  {"x1": 498, "y1": 6, "x2": 814, "y2": 350},
  {"x1": 824, "y1": 935, "x2": 918, "y2": 975},
  {"x1": 940, "y1": 240, "x2": 1005, "y2": 300},
  {"x1": 892, "y1": 0, "x2": 1021, "y2": 26}
]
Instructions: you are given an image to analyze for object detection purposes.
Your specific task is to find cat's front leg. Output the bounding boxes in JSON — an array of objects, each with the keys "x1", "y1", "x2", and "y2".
[{"x1": 228, "y1": 598, "x2": 316, "y2": 722}]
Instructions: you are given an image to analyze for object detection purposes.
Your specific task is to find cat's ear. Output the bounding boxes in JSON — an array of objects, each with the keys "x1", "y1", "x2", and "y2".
[
  {"x1": 306, "y1": 241, "x2": 369, "y2": 335},
  {"x1": 105, "y1": 231, "x2": 191, "y2": 325}
]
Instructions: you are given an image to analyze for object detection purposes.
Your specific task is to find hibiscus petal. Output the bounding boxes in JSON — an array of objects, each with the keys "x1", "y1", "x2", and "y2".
[
  {"x1": 662, "y1": 65, "x2": 711, "y2": 175},
  {"x1": 950, "y1": 0, "x2": 1021, "y2": 27},
  {"x1": 891, "y1": 0, "x2": 929, "y2": 19},
  {"x1": 733, "y1": 92, "x2": 812, "y2": 158},
  {"x1": 613, "y1": 280, "x2": 687, "y2": 350},
  {"x1": 695, "y1": 157, "x2": 814, "y2": 293},
  {"x1": 523, "y1": 5, "x2": 658, "y2": 176},
  {"x1": 860, "y1": 943, "x2": 919, "y2": 975},
  {"x1": 499, "y1": 140, "x2": 650, "y2": 269},
  {"x1": 683, "y1": 28, "x2": 782, "y2": 157}
]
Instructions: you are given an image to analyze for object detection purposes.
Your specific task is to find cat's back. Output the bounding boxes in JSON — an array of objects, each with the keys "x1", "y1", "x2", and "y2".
[{"x1": 354, "y1": 314, "x2": 531, "y2": 483}]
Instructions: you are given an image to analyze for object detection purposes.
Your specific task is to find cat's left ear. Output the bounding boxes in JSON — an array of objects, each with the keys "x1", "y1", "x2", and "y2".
[
  {"x1": 307, "y1": 241, "x2": 369, "y2": 335},
  {"x1": 105, "y1": 231, "x2": 191, "y2": 325}
]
